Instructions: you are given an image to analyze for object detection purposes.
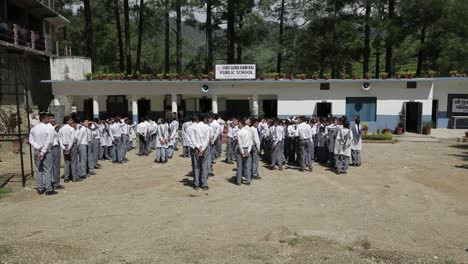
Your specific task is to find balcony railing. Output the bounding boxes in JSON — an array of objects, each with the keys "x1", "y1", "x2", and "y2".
[{"x1": 0, "y1": 21, "x2": 72, "y2": 56}]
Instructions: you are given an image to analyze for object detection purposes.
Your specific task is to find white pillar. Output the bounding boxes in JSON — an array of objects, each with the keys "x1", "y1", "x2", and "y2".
[
  {"x1": 252, "y1": 94, "x2": 259, "y2": 118},
  {"x1": 212, "y1": 94, "x2": 218, "y2": 114},
  {"x1": 171, "y1": 93, "x2": 178, "y2": 114},
  {"x1": 92, "y1": 96, "x2": 99, "y2": 119},
  {"x1": 132, "y1": 95, "x2": 138, "y2": 122}
]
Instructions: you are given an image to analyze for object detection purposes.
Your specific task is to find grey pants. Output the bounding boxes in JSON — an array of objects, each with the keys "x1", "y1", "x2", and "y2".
[
  {"x1": 78, "y1": 144, "x2": 88, "y2": 177},
  {"x1": 193, "y1": 148, "x2": 209, "y2": 187},
  {"x1": 51, "y1": 146, "x2": 61, "y2": 187},
  {"x1": 92, "y1": 139, "x2": 100, "y2": 165},
  {"x1": 183, "y1": 146, "x2": 190, "y2": 157},
  {"x1": 251, "y1": 146, "x2": 259, "y2": 177},
  {"x1": 149, "y1": 134, "x2": 156, "y2": 150},
  {"x1": 121, "y1": 134, "x2": 129, "y2": 160},
  {"x1": 336, "y1": 155, "x2": 350, "y2": 172},
  {"x1": 166, "y1": 145, "x2": 174, "y2": 159},
  {"x1": 208, "y1": 144, "x2": 214, "y2": 173},
  {"x1": 351, "y1": 149, "x2": 361, "y2": 165},
  {"x1": 236, "y1": 149, "x2": 252, "y2": 184},
  {"x1": 329, "y1": 152, "x2": 336, "y2": 167},
  {"x1": 215, "y1": 135, "x2": 222, "y2": 158},
  {"x1": 139, "y1": 134, "x2": 147, "y2": 155},
  {"x1": 113, "y1": 137, "x2": 122, "y2": 162},
  {"x1": 63, "y1": 144, "x2": 78, "y2": 181},
  {"x1": 87, "y1": 142, "x2": 95, "y2": 173},
  {"x1": 34, "y1": 149, "x2": 53, "y2": 192},
  {"x1": 156, "y1": 147, "x2": 167, "y2": 162},
  {"x1": 226, "y1": 137, "x2": 234, "y2": 163},
  {"x1": 299, "y1": 139, "x2": 312, "y2": 168},
  {"x1": 271, "y1": 141, "x2": 284, "y2": 167}
]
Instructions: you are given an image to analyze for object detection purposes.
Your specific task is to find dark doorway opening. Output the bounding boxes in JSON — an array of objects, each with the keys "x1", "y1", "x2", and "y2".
[
  {"x1": 262, "y1": 99, "x2": 277, "y2": 118},
  {"x1": 226, "y1": 100, "x2": 250, "y2": 118},
  {"x1": 138, "y1": 99, "x2": 151, "y2": 120},
  {"x1": 83, "y1": 98, "x2": 93, "y2": 120},
  {"x1": 432, "y1": 100, "x2": 438, "y2": 128},
  {"x1": 405, "y1": 102, "x2": 423, "y2": 133},
  {"x1": 107, "y1": 95, "x2": 128, "y2": 118},
  {"x1": 317, "y1": 102, "x2": 332, "y2": 117},
  {"x1": 199, "y1": 98, "x2": 211, "y2": 114}
]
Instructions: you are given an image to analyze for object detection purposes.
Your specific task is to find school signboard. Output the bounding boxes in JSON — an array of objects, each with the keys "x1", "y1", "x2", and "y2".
[
  {"x1": 452, "y1": 98, "x2": 468, "y2": 113},
  {"x1": 215, "y1": 64, "x2": 256, "y2": 80}
]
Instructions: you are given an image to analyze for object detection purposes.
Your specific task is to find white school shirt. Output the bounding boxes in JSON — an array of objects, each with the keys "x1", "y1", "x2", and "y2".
[
  {"x1": 210, "y1": 120, "x2": 220, "y2": 142},
  {"x1": 170, "y1": 120, "x2": 179, "y2": 139},
  {"x1": 226, "y1": 123, "x2": 234, "y2": 138},
  {"x1": 259, "y1": 122, "x2": 269, "y2": 136},
  {"x1": 109, "y1": 123, "x2": 123, "y2": 138},
  {"x1": 250, "y1": 126, "x2": 261, "y2": 150},
  {"x1": 148, "y1": 121, "x2": 158, "y2": 135},
  {"x1": 120, "y1": 123, "x2": 129, "y2": 135},
  {"x1": 136, "y1": 121, "x2": 148, "y2": 136},
  {"x1": 287, "y1": 125, "x2": 296, "y2": 138},
  {"x1": 168, "y1": 122, "x2": 178, "y2": 144},
  {"x1": 194, "y1": 122, "x2": 211, "y2": 152},
  {"x1": 186, "y1": 122, "x2": 197, "y2": 149},
  {"x1": 232, "y1": 125, "x2": 240, "y2": 140},
  {"x1": 351, "y1": 123, "x2": 362, "y2": 150},
  {"x1": 58, "y1": 124, "x2": 76, "y2": 150},
  {"x1": 297, "y1": 122, "x2": 312, "y2": 140},
  {"x1": 272, "y1": 125, "x2": 283, "y2": 145},
  {"x1": 156, "y1": 123, "x2": 169, "y2": 148},
  {"x1": 182, "y1": 121, "x2": 192, "y2": 147},
  {"x1": 237, "y1": 126, "x2": 253, "y2": 154},
  {"x1": 217, "y1": 118, "x2": 225, "y2": 136},
  {"x1": 47, "y1": 124, "x2": 59, "y2": 147},
  {"x1": 334, "y1": 128, "x2": 353, "y2": 156},
  {"x1": 75, "y1": 125, "x2": 88, "y2": 145},
  {"x1": 29, "y1": 122, "x2": 53, "y2": 153}
]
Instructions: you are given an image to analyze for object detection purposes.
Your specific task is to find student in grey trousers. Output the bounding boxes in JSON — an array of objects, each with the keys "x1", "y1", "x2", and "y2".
[
  {"x1": 59, "y1": 116, "x2": 79, "y2": 182},
  {"x1": 236, "y1": 120, "x2": 253, "y2": 185}
]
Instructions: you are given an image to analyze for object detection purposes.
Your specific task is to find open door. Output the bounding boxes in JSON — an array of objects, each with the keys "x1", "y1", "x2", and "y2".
[
  {"x1": 317, "y1": 102, "x2": 332, "y2": 117},
  {"x1": 405, "y1": 102, "x2": 423, "y2": 133}
]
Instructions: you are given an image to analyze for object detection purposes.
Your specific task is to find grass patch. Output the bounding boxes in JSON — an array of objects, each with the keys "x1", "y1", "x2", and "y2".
[
  {"x1": 287, "y1": 238, "x2": 301, "y2": 247},
  {"x1": 184, "y1": 255, "x2": 202, "y2": 264},
  {"x1": 362, "y1": 133, "x2": 393, "y2": 141},
  {"x1": 0, "y1": 187, "x2": 14, "y2": 199},
  {"x1": 0, "y1": 244, "x2": 12, "y2": 257},
  {"x1": 362, "y1": 240, "x2": 371, "y2": 250}
]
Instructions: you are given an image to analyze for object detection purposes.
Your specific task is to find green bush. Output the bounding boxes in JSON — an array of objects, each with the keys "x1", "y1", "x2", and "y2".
[{"x1": 362, "y1": 133, "x2": 393, "y2": 141}]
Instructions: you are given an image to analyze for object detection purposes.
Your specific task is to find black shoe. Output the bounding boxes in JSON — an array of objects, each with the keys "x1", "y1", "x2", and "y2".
[
  {"x1": 279, "y1": 166, "x2": 283, "y2": 171},
  {"x1": 236, "y1": 183, "x2": 241, "y2": 186},
  {"x1": 71, "y1": 178, "x2": 82, "y2": 182},
  {"x1": 246, "y1": 182, "x2": 251, "y2": 185},
  {"x1": 89, "y1": 171, "x2": 96, "y2": 176},
  {"x1": 202, "y1": 186, "x2": 209, "y2": 191},
  {"x1": 64, "y1": 179, "x2": 70, "y2": 183},
  {"x1": 209, "y1": 173, "x2": 215, "y2": 177},
  {"x1": 37, "y1": 189, "x2": 45, "y2": 195},
  {"x1": 299, "y1": 167, "x2": 305, "y2": 172},
  {"x1": 309, "y1": 166, "x2": 313, "y2": 172},
  {"x1": 54, "y1": 185, "x2": 65, "y2": 190},
  {"x1": 45, "y1": 190, "x2": 58, "y2": 196},
  {"x1": 194, "y1": 186, "x2": 200, "y2": 190},
  {"x1": 269, "y1": 166, "x2": 275, "y2": 170},
  {"x1": 253, "y1": 176, "x2": 262, "y2": 180}
]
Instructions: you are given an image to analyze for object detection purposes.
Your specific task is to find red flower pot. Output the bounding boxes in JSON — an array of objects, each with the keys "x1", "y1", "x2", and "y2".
[
  {"x1": 423, "y1": 127, "x2": 431, "y2": 135},
  {"x1": 395, "y1": 127, "x2": 403, "y2": 135}
]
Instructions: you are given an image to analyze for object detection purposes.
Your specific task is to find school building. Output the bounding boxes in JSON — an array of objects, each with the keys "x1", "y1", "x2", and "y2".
[{"x1": 44, "y1": 58, "x2": 468, "y2": 133}]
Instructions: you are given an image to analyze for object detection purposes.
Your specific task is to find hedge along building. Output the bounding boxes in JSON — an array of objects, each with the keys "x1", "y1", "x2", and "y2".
[{"x1": 43, "y1": 77, "x2": 468, "y2": 133}]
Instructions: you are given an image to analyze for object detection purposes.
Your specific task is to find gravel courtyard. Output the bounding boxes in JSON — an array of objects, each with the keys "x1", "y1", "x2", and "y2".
[{"x1": 0, "y1": 141, "x2": 467, "y2": 264}]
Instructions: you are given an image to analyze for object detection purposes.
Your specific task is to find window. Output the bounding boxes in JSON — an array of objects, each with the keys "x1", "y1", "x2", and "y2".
[
  {"x1": 346, "y1": 97, "x2": 377, "y2": 122},
  {"x1": 320, "y1": 83, "x2": 330, "y2": 90}
]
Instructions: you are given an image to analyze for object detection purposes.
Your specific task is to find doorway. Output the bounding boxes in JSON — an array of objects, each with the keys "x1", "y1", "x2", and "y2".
[
  {"x1": 106, "y1": 95, "x2": 128, "y2": 118},
  {"x1": 83, "y1": 98, "x2": 93, "y2": 120},
  {"x1": 138, "y1": 99, "x2": 151, "y2": 120},
  {"x1": 405, "y1": 102, "x2": 423, "y2": 133},
  {"x1": 431, "y1": 100, "x2": 438, "y2": 128},
  {"x1": 226, "y1": 100, "x2": 250, "y2": 118},
  {"x1": 262, "y1": 99, "x2": 277, "y2": 118},
  {"x1": 316, "y1": 102, "x2": 332, "y2": 117},
  {"x1": 199, "y1": 98, "x2": 211, "y2": 114}
]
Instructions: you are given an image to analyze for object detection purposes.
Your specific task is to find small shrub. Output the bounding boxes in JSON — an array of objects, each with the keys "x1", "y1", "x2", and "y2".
[{"x1": 363, "y1": 133, "x2": 393, "y2": 141}]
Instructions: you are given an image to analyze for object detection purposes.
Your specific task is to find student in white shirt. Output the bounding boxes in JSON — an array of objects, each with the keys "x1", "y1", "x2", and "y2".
[
  {"x1": 186, "y1": 116, "x2": 198, "y2": 176},
  {"x1": 296, "y1": 116, "x2": 313, "y2": 172},
  {"x1": 49, "y1": 116, "x2": 64, "y2": 190},
  {"x1": 225, "y1": 117, "x2": 238, "y2": 164},
  {"x1": 155, "y1": 118, "x2": 169, "y2": 163},
  {"x1": 167, "y1": 117, "x2": 178, "y2": 159},
  {"x1": 59, "y1": 116, "x2": 80, "y2": 182},
  {"x1": 109, "y1": 117, "x2": 125, "y2": 163},
  {"x1": 137, "y1": 118, "x2": 149, "y2": 156},
  {"x1": 236, "y1": 119, "x2": 253, "y2": 185},
  {"x1": 351, "y1": 115, "x2": 362, "y2": 167},
  {"x1": 326, "y1": 117, "x2": 340, "y2": 168},
  {"x1": 214, "y1": 114, "x2": 224, "y2": 159},
  {"x1": 250, "y1": 119, "x2": 262, "y2": 179},
  {"x1": 171, "y1": 112, "x2": 180, "y2": 151},
  {"x1": 190, "y1": 115, "x2": 211, "y2": 190},
  {"x1": 334, "y1": 120, "x2": 353, "y2": 174},
  {"x1": 181, "y1": 117, "x2": 192, "y2": 158},
  {"x1": 29, "y1": 112, "x2": 57, "y2": 195},
  {"x1": 270, "y1": 119, "x2": 284, "y2": 171}
]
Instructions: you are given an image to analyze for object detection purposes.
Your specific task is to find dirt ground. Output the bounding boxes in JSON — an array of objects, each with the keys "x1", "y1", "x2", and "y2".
[{"x1": 0, "y1": 141, "x2": 467, "y2": 264}]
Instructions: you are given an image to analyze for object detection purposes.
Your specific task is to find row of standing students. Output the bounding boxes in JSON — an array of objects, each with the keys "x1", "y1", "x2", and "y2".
[{"x1": 29, "y1": 112, "x2": 136, "y2": 196}]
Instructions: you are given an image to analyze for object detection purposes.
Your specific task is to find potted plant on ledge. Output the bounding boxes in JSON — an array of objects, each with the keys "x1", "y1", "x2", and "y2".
[
  {"x1": 84, "y1": 72, "x2": 92, "y2": 80},
  {"x1": 362, "y1": 123, "x2": 369, "y2": 135},
  {"x1": 423, "y1": 121, "x2": 434, "y2": 135},
  {"x1": 395, "y1": 123, "x2": 404, "y2": 135}
]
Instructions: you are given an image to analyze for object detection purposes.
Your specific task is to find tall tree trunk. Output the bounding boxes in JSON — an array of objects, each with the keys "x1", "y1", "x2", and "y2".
[
  {"x1": 135, "y1": 0, "x2": 144, "y2": 72},
  {"x1": 416, "y1": 25, "x2": 426, "y2": 77},
  {"x1": 176, "y1": 0, "x2": 182, "y2": 74},
  {"x1": 114, "y1": 0, "x2": 125, "y2": 72},
  {"x1": 205, "y1": 0, "x2": 213, "y2": 74},
  {"x1": 226, "y1": 0, "x2": 235, "y2": 64},
  {"x1": 277, "y1": 0, "x2": 285, "y2": 74},
  {"x1": 83, "y1": 0, "x2": 93, "y2": 60},
  {"x1": 124, "y1": 0, "x2": 132, "y2": 74},
  {"x1": 385, "y1": 0, "x2": 395, "y2": 76},
  {"x1": 236, "y1": 13, "x2": 244, "y2": 64},
  {"x1": 363, "y1": 0, "x2": 371, "y2": 78},
  {"x1": 164, "y1": 0, "x2": 170, "y2": 77},
  {"x1": 375, "y1": 49, "x2": 381, "y2": 79}
]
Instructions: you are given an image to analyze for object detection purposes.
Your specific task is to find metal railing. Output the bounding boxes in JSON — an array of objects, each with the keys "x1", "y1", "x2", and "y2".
[{"x1": 0, "y1": 21, "x2": 71, "y2": 56}]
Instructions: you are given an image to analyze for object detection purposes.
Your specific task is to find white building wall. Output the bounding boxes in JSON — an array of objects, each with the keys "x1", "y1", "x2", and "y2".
[
  {"x1": 50, "y1": 57, "x2": 92, "y2": 81},
  {"x1": 433, "y1": 79, "x2": 468, "y2": 128}
]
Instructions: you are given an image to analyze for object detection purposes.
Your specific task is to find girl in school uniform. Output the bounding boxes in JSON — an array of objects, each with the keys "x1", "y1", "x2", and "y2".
[
  {"x1": 351, "y1": 115, "x2": 362, "y2": 166},
  {"x1": 316, "y1": 118, "x2": 329, "y2": 164},
  {"x1": 334, "y1": 121, "x2": 353, "y2": 174}
]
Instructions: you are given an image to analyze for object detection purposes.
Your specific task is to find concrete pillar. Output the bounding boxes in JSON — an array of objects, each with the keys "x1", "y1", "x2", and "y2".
[
  {"x1": 171, "y1": 93, "x2": 178, "y2": 114},
  {"x1": 252, "y1": 94, "x2": 259, "y2": 118},
  {"x1": 212, "y1": 94, "x2": 218, "y2": 114},
  {"x1": 132, "y1": 95, "x2": 138, "y2": 122},
  {"x1": 92, "y1": 96, "x2": 99, "y2": 119}
]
